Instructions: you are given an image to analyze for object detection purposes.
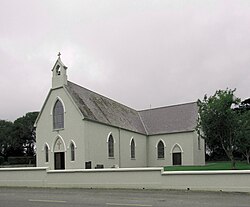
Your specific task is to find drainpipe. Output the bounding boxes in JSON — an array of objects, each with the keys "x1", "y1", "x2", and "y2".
[
  {"x1": 146, "y1": 135, "x2": 149, "y2": 167},
  {"x1": 118, "y1": 127, "x2": 121, "y2": 168}
]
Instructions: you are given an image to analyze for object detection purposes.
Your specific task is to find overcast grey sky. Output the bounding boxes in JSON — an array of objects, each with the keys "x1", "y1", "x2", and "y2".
[{"x1": 1, "y1": 0, "x2": 250, "y2": 121}]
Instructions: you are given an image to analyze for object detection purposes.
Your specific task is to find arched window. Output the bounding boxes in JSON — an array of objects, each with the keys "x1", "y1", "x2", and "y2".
[
  {"x1": 131, "y1": 139, "x2": 135, "y2": 159},
  {"x1": 108, "y1": 134, "x2": 114, "y2": 158},
  {"x1": 70, "y1": 142, "x2": 75, "y2": 161},
  {"x1": 53, "y1": 99, "x2": 64, "y2": 129},
  {"x1": 45, "y1": 144, "x2": 49, "y2": 163},
  {"x1": 157, "y1": 140, "x2": 165, "y2": 159},
  {"x1": 56, "y1": 65, "x2": 61, "y2": 75}
]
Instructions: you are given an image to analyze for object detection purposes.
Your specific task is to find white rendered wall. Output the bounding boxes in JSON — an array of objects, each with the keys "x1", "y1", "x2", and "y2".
[
  {"x1": 0, "y1": 167, "x2": 250, "y2": 192},
  {"x1": 83, "y1": 120, "x2": 119, "y2": 168},
  {"x1": 119, "y1": 129, "x2": 147, "y2": 168},
  {"x1": 147, "y1": 131, "x2": 196, "y2": 167},
  {"x1": 0, "y1": 167, "x2": 47, "y2": 187},
  {"x1": 193, "y1": 133, "x2": 205, "y2": 165},
  {"x1": 83, "y1": 120, "x2": 147, "y2": 168}
]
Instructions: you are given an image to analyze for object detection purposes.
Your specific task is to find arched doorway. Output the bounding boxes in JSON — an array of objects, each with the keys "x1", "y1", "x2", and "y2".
[
  {"x1": 53, "y1": 136, "x2": 66, "y2": 170},
  {"x1": 171, "y1": 144, "x2": 183, "y2": 166}
]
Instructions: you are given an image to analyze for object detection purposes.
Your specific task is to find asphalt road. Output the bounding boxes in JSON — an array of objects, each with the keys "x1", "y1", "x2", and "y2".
[{"x1": 0, "y1": 187, "x2": 249, "y2": 207}]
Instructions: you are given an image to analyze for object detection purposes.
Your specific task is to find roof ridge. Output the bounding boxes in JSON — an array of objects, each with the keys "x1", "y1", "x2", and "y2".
[{"x1": 139, "y1": 101, "x2": 197, "y2": 112}]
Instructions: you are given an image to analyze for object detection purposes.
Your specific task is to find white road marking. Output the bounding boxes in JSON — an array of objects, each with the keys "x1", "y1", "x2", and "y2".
[
  {"x1": 28, "y1": 199, "x2": 67, "y2": 203},
  {"x1": 106, "y1": 203, "x2": 152, "y2": 207}
]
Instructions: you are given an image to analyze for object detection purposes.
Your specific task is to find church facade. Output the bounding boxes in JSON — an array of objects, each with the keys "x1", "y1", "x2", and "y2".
[{"x1": 34, "y1": 56, "x2": 205, "y2": 170}]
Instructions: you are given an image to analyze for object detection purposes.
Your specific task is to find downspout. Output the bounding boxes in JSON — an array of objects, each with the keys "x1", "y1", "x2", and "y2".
[
  {"x1": 118, "y1": 127, "x2": 121, "y2": 168},
  {"x1": 146, "y1": 135, "x2": 149, "y2": 167}
]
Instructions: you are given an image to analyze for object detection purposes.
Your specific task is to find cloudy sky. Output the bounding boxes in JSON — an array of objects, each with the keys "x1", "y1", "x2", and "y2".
[{"x1": 1, "y1": 0, "x2": 250, "y2": 121}]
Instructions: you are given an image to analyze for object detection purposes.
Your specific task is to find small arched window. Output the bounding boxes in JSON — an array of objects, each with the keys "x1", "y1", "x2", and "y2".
[
  {"x1": 70, "y1": 142, "x2": 75, "y2": 161},
  {"x1": 56, "y1": 65, "x2": 61, "y2": 75},
  {"x1": 157, "y1": 140, "x2": 165, "y2": 159},
  {"x1": 131, "y1": 139, "x2": 135, "y2": 159},
  {"x1": 53, "y1": 99, "x2": 64, "y2": 129},
  {"x1": 108, "y1": 134, "x2": 114, "y2": 158},
  {"x1": 45, "y1": 144, "x2": 49, "y2": 163}
]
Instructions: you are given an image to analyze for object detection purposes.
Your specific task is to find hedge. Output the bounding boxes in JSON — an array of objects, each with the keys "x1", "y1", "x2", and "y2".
[
  {"x1": 7, "y1": 156, "x2": 36, "y2": 165},
  {"x1": 0, "y1": 156, "x2": 4, "y2": 165}
]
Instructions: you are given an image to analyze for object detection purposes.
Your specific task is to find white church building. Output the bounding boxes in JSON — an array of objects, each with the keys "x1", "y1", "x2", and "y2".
[{"x1": 34, "y1": 56, "x2": 205, "y2": 170}]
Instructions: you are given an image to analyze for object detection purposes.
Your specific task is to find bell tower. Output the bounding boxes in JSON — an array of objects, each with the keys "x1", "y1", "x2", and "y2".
[{"x1": 52, "y1": 53, "x2": 68, "y2": 89}]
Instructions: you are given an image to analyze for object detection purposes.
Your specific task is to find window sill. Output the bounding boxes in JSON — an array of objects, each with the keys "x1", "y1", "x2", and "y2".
[
  {"x1": 53, "y1": 128, "x2": 64, "y2": 132},
  {"x1": 157, "y1": 158, "x2": 165, "y2": 160},
  {"x1": 108, "y1": 157, "x2": 115, "y2": 159},
  {"x1": 131, "y1": 158, "x2": 136, "y2": 160}
]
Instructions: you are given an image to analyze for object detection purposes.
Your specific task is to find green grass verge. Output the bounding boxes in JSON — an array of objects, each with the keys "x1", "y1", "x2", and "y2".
[{"x1": 164, "y1": 161, "x2": 250, "y2": 171}]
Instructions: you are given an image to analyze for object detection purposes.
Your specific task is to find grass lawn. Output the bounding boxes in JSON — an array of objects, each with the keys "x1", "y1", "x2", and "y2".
[{"x1": 164, "y1": 161, "x2": 250, "y2": 171}]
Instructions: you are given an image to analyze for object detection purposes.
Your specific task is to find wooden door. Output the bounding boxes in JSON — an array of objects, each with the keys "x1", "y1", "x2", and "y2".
[
  {"x1": 173, "y1": 152, "x2": 182, "y2": 165},
  {"x1": 54, "y1": 152, "x2": 65, "y2": 170}
]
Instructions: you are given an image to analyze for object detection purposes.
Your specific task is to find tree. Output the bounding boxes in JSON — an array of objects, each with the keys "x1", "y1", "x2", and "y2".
[
  {"x1": 0, "y1": 111, "x2": 39, "y2": 159},
  {"x1": 236, "y1": 99, "x2": 250, "y2": 164},
  {"x1": 0, "y1": 120, "x2": 13, "y2": 157},
  {"x1": 196, "y1": 89, "x2": 241, "y2": 169},
  {"x1": 12, "y1": 112, "x2": 39, "y2": 156}
]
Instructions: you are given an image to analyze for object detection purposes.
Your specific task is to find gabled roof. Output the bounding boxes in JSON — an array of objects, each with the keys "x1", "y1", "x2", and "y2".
[
  {"x1": 65, "y1": 81, "x2": 147, "y2": 134},
  {"x1": 65, "y1": 81, "x2": 198, "y2": 135},
  {"x1": 139, "y1": 102, "x2": 198, "y2": 135}
]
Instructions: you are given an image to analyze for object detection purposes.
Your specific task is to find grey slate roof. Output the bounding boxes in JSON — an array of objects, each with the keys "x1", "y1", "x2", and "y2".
[
  {"x1": 65, "y1": 81, "x2": 147, "y2": 134},
  {"x1": 139, "y1": 102, "x2": 198, "y2": 135},
  {"x1": 65, "y1": 81, "x2": 198, "y2": 135}
]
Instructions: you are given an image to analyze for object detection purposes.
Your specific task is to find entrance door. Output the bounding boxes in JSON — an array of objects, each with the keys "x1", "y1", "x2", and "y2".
[
  {"x1": 54, "y1": 152, "x2": 65, "y2": 170},
  {"x1": 173, "y1": 152, "x2": 182, "y2": 165}
]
